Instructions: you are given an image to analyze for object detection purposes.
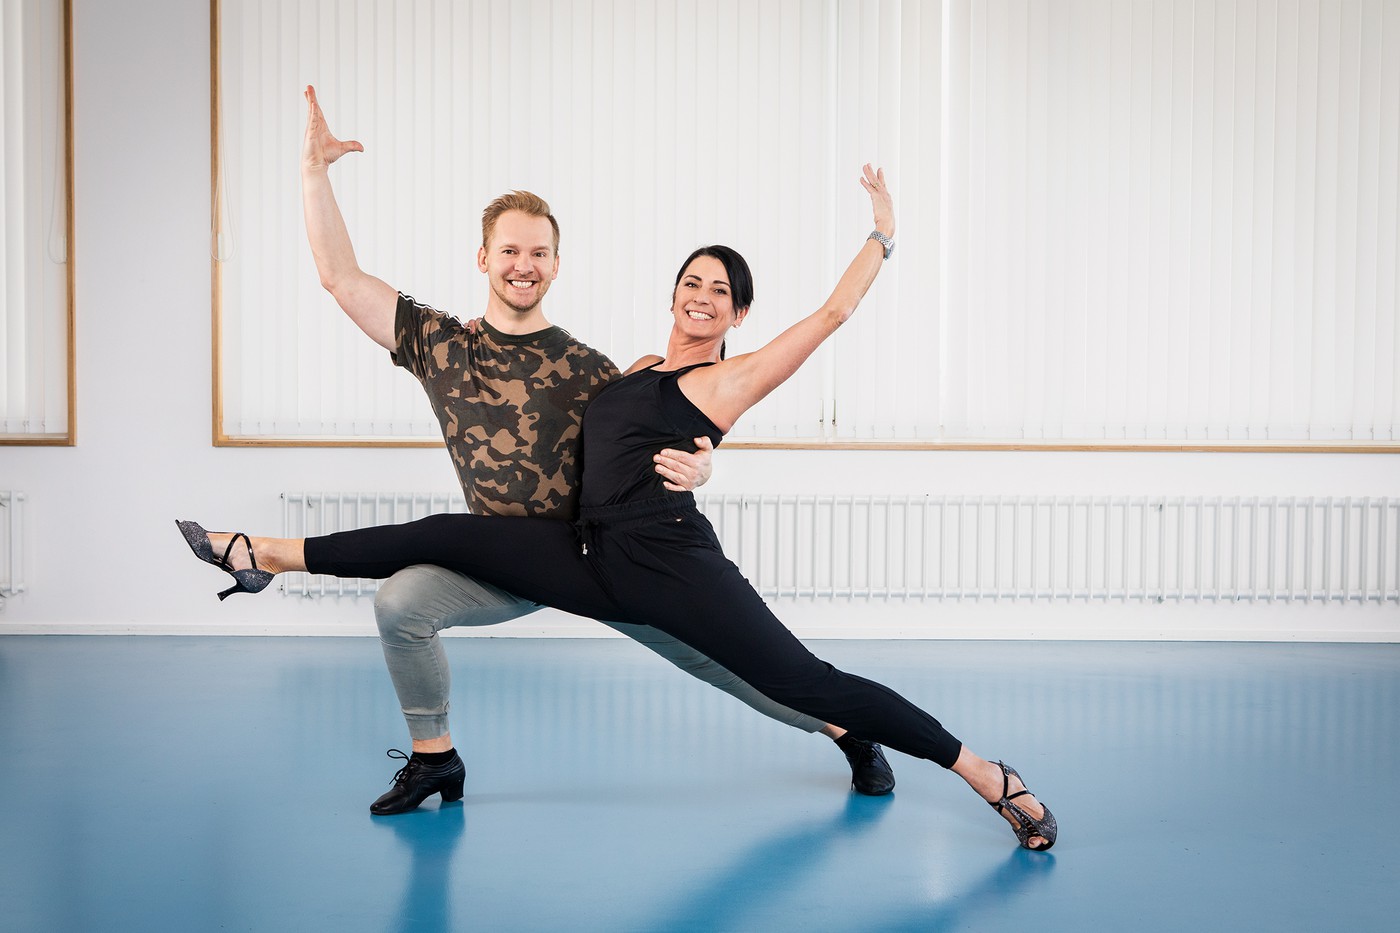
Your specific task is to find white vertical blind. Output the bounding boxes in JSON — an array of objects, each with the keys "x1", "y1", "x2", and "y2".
[
  {"x1": 825, "y1": 0, "x2": 941, "y2": 439},
  {"x1": 943, "y1": 0, "x2": 1400, "y2": 443},
  {"x1": 0, "y1": 0, "x2": 68, "y2": 439},
  {"x1": 217, "y1": 0, "x2": 1399, "y2": 446},
  {"x1": 217, "y1": 0, "x2": 927, "y2": 441}
]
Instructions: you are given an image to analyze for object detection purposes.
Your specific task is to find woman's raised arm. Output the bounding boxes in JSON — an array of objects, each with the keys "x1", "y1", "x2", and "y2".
[{"x1": 686, "y1": 165, "x2": 895, "y2": 432}]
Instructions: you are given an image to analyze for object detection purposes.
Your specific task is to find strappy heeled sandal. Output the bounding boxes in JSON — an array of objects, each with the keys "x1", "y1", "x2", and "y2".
[
  {"x1": 990, "y1": 760, "x2": 1057, "y2": 850},
  {"x1": 176, "y1": 520, "x2": 275, "y2": 600}
]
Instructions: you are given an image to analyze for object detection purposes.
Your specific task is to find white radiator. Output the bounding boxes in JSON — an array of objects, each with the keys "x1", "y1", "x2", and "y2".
[
  {"x1": 280, "y1": 492, "x2": 469, "y2": 597},
  {"x1": 0, "y1": 491, "x2": 25, "y2": 600},
  {"x1": 699, "y1": 495, "x2": 1400, "y2": 605},
  {"x1": 281, "y1": 492, "x2": 1399, "y2": 605}
]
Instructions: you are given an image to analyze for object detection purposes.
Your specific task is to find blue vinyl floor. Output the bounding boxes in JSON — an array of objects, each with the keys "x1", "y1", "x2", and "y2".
[{"x1": 1, "y1": 635, "x2": 1397, "y2": 932}]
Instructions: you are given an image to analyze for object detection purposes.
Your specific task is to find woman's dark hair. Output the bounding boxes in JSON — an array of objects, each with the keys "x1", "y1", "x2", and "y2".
[{"x1": 673, "y1": 245, "x2": 754, "y2": 314}]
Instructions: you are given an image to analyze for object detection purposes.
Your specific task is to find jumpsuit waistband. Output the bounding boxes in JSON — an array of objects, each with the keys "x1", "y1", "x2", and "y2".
[{"x1": 575, "y1": 494, "x2": 698, "y2": 555}]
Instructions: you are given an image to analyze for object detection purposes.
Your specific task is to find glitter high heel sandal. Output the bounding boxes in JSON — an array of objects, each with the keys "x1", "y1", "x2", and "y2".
[
  {"x1": 990, "y1": 761, "x2": 1057, "y2": 850},
  {"x1": 175, "y1": 520, "x2": 275, "y2": 600}
]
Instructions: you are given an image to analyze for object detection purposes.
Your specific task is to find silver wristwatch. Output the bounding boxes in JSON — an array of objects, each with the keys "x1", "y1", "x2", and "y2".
[{"x1": 868, "y1": 230, "x2": 894, "y2": 260}]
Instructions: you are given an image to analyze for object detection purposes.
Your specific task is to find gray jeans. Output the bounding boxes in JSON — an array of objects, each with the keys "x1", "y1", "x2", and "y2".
[{"x1": 374, "y1": 564, "x2": 826, "y2": 740}]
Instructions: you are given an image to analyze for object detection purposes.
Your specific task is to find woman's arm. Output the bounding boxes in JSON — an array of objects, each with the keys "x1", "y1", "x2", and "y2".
[{"x1": 686, "y1": 165, "x2": 895, "y2": 432}]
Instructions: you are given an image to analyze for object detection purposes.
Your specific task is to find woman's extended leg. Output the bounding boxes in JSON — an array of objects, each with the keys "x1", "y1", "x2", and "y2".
[
  {"x1": 597, "y1": 515, "x2": 1055, "y2": 849},
  {"x1": 606, "y1": 520, "x2": 962, "y2": 764},
  {"x1": 306, "y1": 513, "x2": 622, "y2": 620},
  {"x1": 200, "y1": 512, "x2": 624, "y2": 622}
]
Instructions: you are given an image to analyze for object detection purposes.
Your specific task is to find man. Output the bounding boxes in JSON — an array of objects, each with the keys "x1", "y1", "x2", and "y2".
[{"x1": 299, "y1": 86, "x2": 895, "y2": 814}]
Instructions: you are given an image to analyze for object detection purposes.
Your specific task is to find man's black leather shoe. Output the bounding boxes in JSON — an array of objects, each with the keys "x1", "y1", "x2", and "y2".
[
  {"x1": 370, "y1": 748, "x2": 466, "y2": 815},
  {"x1": 838, "y1": 735, "x2": 896, "y2": 796}
]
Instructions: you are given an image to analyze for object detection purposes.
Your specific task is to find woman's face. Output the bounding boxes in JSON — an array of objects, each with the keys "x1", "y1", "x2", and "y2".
[{"x1": 671, "y1": 254, "x2": 747, "y2": 338}]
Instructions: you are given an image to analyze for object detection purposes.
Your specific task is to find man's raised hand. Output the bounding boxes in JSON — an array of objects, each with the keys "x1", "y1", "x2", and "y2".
[{"x1": 303, "y1": 85, "x2": 364, "y2": 172}]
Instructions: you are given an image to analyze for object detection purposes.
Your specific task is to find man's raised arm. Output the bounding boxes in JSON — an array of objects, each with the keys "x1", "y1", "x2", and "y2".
[{"x1": 301, "y1": 85, "x2": 398, "y2": 350}]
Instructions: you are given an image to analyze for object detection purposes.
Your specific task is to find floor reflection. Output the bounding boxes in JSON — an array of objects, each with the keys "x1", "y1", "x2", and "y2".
[
  {"x1": 1, "y1": 637, "x2": 1396, "y2": 932},
  {"x1": 638, "y1": 793, "x2": 896, "y2": 931},
  {"x1": 376, "y1": 802, "x2": 467, "y2": 933}
]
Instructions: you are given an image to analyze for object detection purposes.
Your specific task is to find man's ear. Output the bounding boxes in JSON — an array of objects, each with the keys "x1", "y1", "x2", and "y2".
[{"x1": 477, "y1": 245, "x2": 488, "y2": 273}]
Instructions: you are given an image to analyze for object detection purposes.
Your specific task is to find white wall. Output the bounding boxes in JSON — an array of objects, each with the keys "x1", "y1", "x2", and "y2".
[{"x1": 2, "y1": 0, "x2": 1397, "y2": 640}]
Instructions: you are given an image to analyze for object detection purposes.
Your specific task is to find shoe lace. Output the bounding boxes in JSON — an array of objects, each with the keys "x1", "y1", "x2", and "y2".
[
  {"x1": 385, "y1": 748, "x2": 420, "y2": 787},
  {"x1": 843, "y1": 737, "x2": 882, "y2": 767}
]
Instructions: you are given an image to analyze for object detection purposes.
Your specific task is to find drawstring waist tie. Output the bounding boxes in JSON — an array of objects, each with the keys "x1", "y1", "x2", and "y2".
[{"x1": 575, "y1": 493, "x2": 697, "y2": 556}]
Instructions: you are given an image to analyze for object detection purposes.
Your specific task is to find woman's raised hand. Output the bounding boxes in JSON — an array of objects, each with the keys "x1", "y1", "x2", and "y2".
[
  {"x1": 303, "y1": 85, "x2": 364, "y2": 171},
  {"x1": 859, "y1": 164, "x2": 894, "y2": 237}
]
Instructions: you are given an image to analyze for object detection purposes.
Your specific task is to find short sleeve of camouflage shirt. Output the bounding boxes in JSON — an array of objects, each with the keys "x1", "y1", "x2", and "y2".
[{"x1": 391, "y1": 293, "x2": 621, "y2": 520}]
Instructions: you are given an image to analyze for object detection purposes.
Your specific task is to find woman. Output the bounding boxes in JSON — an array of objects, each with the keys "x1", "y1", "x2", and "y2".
[{"x1": 179, "y1": 167, "x2": 1056, "y2": 850}]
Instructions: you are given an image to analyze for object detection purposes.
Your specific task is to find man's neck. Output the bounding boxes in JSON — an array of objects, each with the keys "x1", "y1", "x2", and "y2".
[{"x1": 483, "y1": 301, "x2": 552, "y2": 336}]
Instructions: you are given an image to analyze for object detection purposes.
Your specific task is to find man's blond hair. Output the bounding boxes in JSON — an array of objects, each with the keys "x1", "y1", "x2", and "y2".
[{"x1": 481, "y1": 190, "x2": 561, "y2": 253}]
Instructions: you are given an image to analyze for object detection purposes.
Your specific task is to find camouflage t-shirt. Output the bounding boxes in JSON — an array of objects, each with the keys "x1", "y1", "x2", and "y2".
[{"x1": 392, "y1": 293, "x2": 620, "y2": 520}]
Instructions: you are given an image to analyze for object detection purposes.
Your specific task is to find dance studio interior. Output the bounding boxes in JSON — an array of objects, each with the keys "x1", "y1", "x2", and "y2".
[{"x1": 3, "y1": 1, "x2": 1397, "y2": 931}]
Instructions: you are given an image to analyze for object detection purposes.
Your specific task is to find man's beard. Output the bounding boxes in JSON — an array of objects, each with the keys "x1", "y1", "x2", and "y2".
[{"x1": 492, "y1": 281, "x2": 545, "y2": 314}]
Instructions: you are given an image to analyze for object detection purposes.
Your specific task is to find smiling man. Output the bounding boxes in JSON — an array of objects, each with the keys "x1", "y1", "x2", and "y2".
[{"x1": 299, "y1": 85, "x2": 896, "y2": 813}]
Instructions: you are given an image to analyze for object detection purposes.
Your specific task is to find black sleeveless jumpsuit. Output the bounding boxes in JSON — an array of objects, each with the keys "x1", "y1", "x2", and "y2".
[{"x1": 306, "y1": 363, "x2": 964, "y2": 767}]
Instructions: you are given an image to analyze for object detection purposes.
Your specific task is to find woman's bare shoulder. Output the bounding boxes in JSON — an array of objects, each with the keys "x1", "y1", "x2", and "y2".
[{"x1": 622, "y1": 354, "x2": 665, "y2": 376}]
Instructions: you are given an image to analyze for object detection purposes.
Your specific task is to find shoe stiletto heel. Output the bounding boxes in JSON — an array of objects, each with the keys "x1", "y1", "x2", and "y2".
[
  {"x1": 989, "y1": 761, "x2": 1057, "y2": 851},
  {"x1": 176, "y1": 520, "x2": 276, "y2": 600}
]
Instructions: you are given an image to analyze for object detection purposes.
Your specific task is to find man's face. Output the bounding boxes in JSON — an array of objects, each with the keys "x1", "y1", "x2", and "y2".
[{"x1": 477, "y1": 211, "x2": 560, "y2": 314}]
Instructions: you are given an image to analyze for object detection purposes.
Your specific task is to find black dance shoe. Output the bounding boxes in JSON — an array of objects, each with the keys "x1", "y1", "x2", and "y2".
[
  {"x1": 175, "y1": 520, "x2": 275, "y2": 600},
  {"x1": 837, "y1": 735, "x2": 896, "y2": 796},
  {"x1": 989, "y1": 760, "x2": 1057, "y2": 850},
  {"x1": 369, "y1": 748, "x2": 466, "y2": 816}
]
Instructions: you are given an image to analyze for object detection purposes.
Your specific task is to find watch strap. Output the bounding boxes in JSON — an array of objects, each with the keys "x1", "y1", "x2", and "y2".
[{"x1": 868, "y1": 230, "x2": 894, "y2": 260}]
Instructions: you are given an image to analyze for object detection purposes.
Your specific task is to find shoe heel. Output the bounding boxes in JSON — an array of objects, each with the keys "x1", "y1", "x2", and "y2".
[
  {"x1": 236, "y1": 569, "x2": 275, "y2": 594},
  {"x1": 217, "y1": 569, "x2": 275, "y2": 600},
  {"x1": 441, "y1": 776, "x2": 465, "y2": 803}
]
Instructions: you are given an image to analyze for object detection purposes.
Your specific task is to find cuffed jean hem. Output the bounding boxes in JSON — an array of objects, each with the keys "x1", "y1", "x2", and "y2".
[{"x1": 402, "y1": 709, "x2": 454, "y2": 742}]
